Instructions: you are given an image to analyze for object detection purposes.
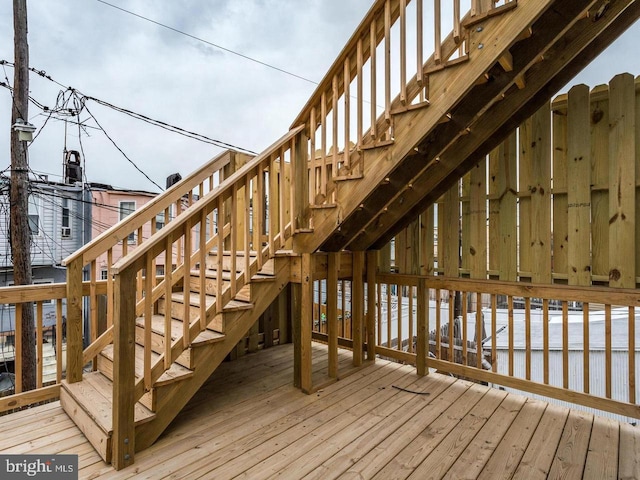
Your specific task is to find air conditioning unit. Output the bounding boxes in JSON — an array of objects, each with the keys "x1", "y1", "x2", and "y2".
[{"x1": 61, "y1": 227, "x2": 71, "y2": 238}]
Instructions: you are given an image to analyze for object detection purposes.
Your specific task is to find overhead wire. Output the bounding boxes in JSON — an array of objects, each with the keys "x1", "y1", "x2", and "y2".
[{"x1": 93, "y1": 0, "x2": 318, "y2": 86}]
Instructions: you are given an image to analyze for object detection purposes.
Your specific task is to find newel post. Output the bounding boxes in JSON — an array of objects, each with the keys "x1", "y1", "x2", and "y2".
[
  {"x1": 66, "y1": 257, "x2": 84, "y2": 383},
  {"x1": 112, "y1": 267, "x2": 136, "y2": 469}
]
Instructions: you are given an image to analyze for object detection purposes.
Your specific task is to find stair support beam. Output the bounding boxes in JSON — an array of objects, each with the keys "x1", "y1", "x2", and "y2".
[
  {"x1": 293, "y1": 253, "x2": 313, "y2": 393},
  {"x1": 112, "y1": 267, "x2": 137, "y2": 470}
]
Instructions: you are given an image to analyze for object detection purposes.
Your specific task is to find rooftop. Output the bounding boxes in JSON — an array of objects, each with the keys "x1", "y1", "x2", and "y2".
[{"x1": 2, "y1": 343, "x2": 638, "y2": 479}]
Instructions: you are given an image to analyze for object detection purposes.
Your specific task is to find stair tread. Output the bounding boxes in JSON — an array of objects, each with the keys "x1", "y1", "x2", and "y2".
[
  {"x1": 135, "y1": 315, "x2": 224, "y2": 344},
  {"x1": 170, "y1": 291, "x2": 216, "y2": 308},
  {"x1": 224, "y1": 299, "x2": 253, "y2": 312},
  {"x1": 63, "y1": 372, "x2": 155, "y2": 434},
  {"x1": 101, "y1": 344, "x2": 193, "y2": 385}
]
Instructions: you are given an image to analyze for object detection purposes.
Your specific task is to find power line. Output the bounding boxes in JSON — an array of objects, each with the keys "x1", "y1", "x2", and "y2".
[{"x1": 94, "y1": 0, "x2": 318, "y2": 86}]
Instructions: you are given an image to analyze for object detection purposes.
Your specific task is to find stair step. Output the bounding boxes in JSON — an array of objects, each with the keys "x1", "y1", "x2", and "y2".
[
  {"x1": 334, "y1": 173, "x2": 364, "y2": 181},
  {"x1": 60, "y1": 372, "x2": 155, "y2": 463},
  {"x1": 189, "y1": 270, "x2": 252, "y2": 301},
  {"x1": 390, "y1": 100, "x2": 431, "y2": 115},
  {"x1": 206, "y1": 250, "x2": 258, "y2": 271},
  {"x1": 134, "y1": 315, "x2": 224, "y2": 346},
  {"x1": 224, "y1": 299, "x2": 253, "y2": 312},
  {"x1": 360, "y1": 138, "x2": 395, "y2": 151},
  {"x1": 99, "y1": 344, "x2": 193, "y2": 387}
]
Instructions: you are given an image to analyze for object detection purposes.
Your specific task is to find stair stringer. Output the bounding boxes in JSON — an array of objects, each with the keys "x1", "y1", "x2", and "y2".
[
  {"x1": 293, "y1": 0, "x2": 559, "y2": 254},
  {"x1": 134, "y1": 254, "x2": 292, "y2": 451}
]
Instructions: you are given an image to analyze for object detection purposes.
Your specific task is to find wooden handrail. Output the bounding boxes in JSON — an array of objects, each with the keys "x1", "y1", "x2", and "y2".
[
  {"x1": 62, "y1": 149, "x2": 234, "y2": 268},
  {"x1": 111, "y1": 126, "x2": 304, "y2": 274}
]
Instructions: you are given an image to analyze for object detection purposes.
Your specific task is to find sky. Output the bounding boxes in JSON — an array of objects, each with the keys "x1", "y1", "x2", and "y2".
[{"x1": 0, "y1": 1, "x2": 638, "y2": 192}]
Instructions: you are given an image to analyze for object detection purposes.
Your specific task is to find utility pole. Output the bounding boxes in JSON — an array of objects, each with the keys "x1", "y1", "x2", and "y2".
[{"x1": 10, "y1": 0, "x2": 36, "y2": 392}]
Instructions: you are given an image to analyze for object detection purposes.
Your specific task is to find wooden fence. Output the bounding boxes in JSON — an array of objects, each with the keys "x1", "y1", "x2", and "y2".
[{"x1": 384, "y1": 74, "x2": 640, "y2": 288}]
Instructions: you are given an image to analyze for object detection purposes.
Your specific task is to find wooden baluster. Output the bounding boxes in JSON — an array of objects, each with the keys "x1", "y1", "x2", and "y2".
[
  {"x1": 175, "y1": 199, "x2": 182, "y2": 264},
  {"x1": 583, "y1": 303, "x2": 590, "y2": 394},
  {"x1": 366, "y1": 250, "x2": 377, "y2": 361},
  {"x1": 543, "y1": 298, "x2": 549, "y2": 384},
  {"x1": 208, "y1": 178, "x2": 215, "y2": 239},
  {"x1": 332, "y1": 75, "x2": 339, "y2": 175},
  {"x1": 416, "y1": 278, "x2": 428, "y2": 375},
  {"x1": 352, "y1": 251, "x2": 364, "y2": 366},
  {"x1": 491, "y1": 294, "x2": 497, "y2": 373},
  {"x1": 200, "y1": 209, "x2": 208, "y2": 331},
  {"x1": 36, "y1": 301, "x2": 43, "y2": 389},
  {"x1": 370, "y1": 18, "x2": 377, "y2": 140},
  {"x1": 629, "y1": 306, "x2": 636, "y2": 404},
  {"x1": 56, "y1": 299, "x2": 63, "y2": 383},
  {"x1": 462, "y1": 292, "x2": 468, "y2": 365},
  {"x1": 107, "y1": 248, "x2": 114, "y2": 328},
  {"x1": 136, "y1": 227, "x2": 144, "y2": 304},
  {"x1": 476, "y1": 292, "x2": 483, "y2": 370},
  {"x1": 256, "y1": 164, "x2": 264, "y2": 270},
  {"x1": 449, "y1": 290, "x2": 454, "y2": 363},
  {"x1": 525, "y1": 297, "x2": 531, "y2": 380},
  {"x1": 245, "y1": 175, "x2": 251, "y2": 277},
  {"x1": 164, "y1": 236, "x2": 172, "y2": 370},
  {"x1": 15, "y1": 304, "x2": 22, "y2": 393},
  {"x1": 279, "y1": 147, "x2": 287, "y2": 242},
  {"x1": 562, "y1": 301, "x2": 569, "y2": 389},
  {"x1": 605, "y1": 304, "x2": 612, "y2": 398},
  {"x1": 230, "y1": 189, "x2": 238, "y2": 295},
  {"x1": 408, "y1": 285, "x2": 414, "y2": 354},
  {"x1": 217, "y1": 197, "x2": 224, "y2": 314},
  {"x1": 269, "y1": 156, "x2": 277, "y2": 256},
  {"x1": 435, "y1": 289, "x2": 441, "y2": 358},
  {"x1": 344, "y1": 58, "x2": 351, "y2": 169},
  {"x1": 400, "y1": 0, "x2": 407, "y2": 105},
  {"x1": 320, "y1": 93, "x2": 327, "y2": 197},
  {"x1": 434, "y1": 0, "x2": 442, "y2": 65},
  {"x1": 183, "y1": 226, "x2": 191, "y2": 349},
  {"x1": 309, "y1": 107, "x2": 317, "y2": 205},
  {"x1": 90, "y1": 260, "x2": 98, "y2": 370},
  {"x1": 144, "y1": 254, "x2": 152, "y2": 391},
  {"x1": 386, "y1": 282, "x2": 392, "y2": 348},
  {"x1": 508, "y1": 295, "x2": 514, "y2": 377},
  {"x1": 289, "y1": 140, "x2": 296, "y2": 232},
  {"x1": 377, "y1": 282, "x2": 382, "y2": 347},
  {"x1": 356, "y1": 38, "x2": 363, "y2": 149},
  {"x1": 414, "y1": 0, "x2": 423, "y2": 89},
  {"x1": 397, "y1": 283, "x2": 403, "y2": 351},
  {"x1": 453, "y1": 0, "x2": 461, "y2": 44},
  {"x1": 384, "y1": 0, "x2": 391, "y2": 126}
]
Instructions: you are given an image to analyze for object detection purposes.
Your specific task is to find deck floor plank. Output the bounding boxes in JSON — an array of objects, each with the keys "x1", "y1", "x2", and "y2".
[
  {"x1": 474, "y1": 399, "x2": 547, "y2": 480},
  {"x1": 512, "y1": 403, "x2": 571, "y2": 480},
  {"x1": 407, "y1": 388, "x2": 514, "y2": 480},
  {"x1": 583, "y1": 415, "x2": 619, "y2": 480},
  {"x1": 548, "y1": 410, "x2": 594, "y2": 480},
  {"x1": 0, "y1": 344, "x2": 635, "y2": 479}
]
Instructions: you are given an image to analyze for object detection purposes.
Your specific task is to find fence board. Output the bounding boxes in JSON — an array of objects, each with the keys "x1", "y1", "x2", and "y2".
[
  {"x1": 470, "y1": 159, "x2": 487, "y2": 279},
  {"x1": 591, "y1": 85, "x2": 610, "y2": 280},
  {"x1": 552, "y1": 106, "x2": 568, "y2": 280}
]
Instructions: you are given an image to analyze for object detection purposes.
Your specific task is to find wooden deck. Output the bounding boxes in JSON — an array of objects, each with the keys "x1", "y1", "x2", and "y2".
[{"x1": 1, "y1": 343, "x2": 639, "y2": 479}]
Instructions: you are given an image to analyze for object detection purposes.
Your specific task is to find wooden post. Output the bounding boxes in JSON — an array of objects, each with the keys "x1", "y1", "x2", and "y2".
[
  {"x1": 292, "y1": 283, "x2": 301, "y2": 388},
  {"x1": 66, "y1": 257, "x2": 84, "y2": 383},
  {"x1": 416, "y1": 278, "x2": 429, "y2": 376},
  {"x1": 10, "y1": 0, "x2": 36, "y2": 392},
  {"x1": 366, "y1": 250, "x2": 377, "y2": 361},
  {"x1": 112, "y1": 267, "x2": 137, "y2": 470},
  {"x1": 352, "y1": 251, "x2": 365, "y2": 366},
  {"x1": 295, "y1": 253, "x2": 313, "y2": 393}
]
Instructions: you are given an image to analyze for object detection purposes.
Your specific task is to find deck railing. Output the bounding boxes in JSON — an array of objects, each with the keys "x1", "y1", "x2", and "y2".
[
  {"x1": 0, "y1": 281, "x2": 105, "y2": 413},
  {"x1": 291, "y1": 0, "x2": 515, "y2": 206},
  {"x1": 374, "y1": 273, "x2": 640, "y2": 420}
]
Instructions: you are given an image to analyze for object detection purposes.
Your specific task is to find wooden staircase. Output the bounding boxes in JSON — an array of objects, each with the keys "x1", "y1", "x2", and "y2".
[
  {"x1": 58, "y1": 0, "x2": 638, "y2": 470},
  {"x1": 60, "y1": 252, "x2": 290, "y2": 465}
]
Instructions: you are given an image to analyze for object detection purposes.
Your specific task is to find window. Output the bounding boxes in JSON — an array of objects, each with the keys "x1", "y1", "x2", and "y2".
[
  {"x1": 119, "y1": 201, "x2": 136, "y2": 243},
  {"x1": 101, "y1": 269, "x2": 108, "y2": 280},
  {"x1": 61, "y1": 198, "x2": 71, "y2": 238},
  {"x1": 28, "y1": 195, "x2": 40, "y2": 236}
]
